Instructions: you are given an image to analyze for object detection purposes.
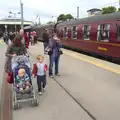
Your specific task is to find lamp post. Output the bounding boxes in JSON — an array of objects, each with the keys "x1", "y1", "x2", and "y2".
[
  {"x1": 36, "y1": 15, "x2": 41, "y2": 26},
  {"x1": 9, "y1": 11, "x2": 20, "y2": 33},
  {"x1": 20, "y1": 0, "x2": 24, "y2": 29},
  {"x1": 77, "y1": 7, "x2": 79, "y2": 19}
]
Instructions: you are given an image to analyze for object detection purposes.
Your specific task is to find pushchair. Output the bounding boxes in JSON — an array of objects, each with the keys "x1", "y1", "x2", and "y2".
[{"x1": 11, "y1": 55, "x2": 38, "y2": 110}]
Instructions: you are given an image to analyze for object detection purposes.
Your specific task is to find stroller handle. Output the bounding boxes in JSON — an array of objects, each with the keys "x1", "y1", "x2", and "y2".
[
  {"x1": 12, "y1": 53, "x2": 29, "y2": 58},
  {"x1": 12, "y1": 54, "x2": 30, "y2": 63}
]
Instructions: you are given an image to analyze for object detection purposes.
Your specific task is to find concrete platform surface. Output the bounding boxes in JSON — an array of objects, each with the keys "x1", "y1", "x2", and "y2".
[
  {"x1": 13, "y1": 45, "x2": 93, "y2": 120},
  {"x1": 26, "y1": 43, "x2": 120, "y2": 120},
  {"x1": 0, "y1": 41, "x2": 6, "y2": 100}
]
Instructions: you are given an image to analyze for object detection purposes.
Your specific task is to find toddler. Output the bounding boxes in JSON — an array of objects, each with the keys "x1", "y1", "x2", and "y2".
[{"x1": 32, "y1": 55, "x2": 48, "y2": 95}]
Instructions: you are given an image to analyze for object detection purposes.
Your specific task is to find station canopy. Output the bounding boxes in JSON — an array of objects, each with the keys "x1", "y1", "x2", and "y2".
[{"x1": 0, "y1": 17, "x2": 33, "y2": 25}]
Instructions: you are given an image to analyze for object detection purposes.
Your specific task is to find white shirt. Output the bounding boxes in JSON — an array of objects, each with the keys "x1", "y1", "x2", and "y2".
[{"x1": 36, "y1": 62, "x2": 46, "y2": 76}]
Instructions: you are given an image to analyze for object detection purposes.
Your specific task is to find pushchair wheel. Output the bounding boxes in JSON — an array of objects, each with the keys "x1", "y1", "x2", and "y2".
[
  {"x1": 31, "y1": 99, "x2": 38, "y2": 107},
  {"x1": 13, "y1": 102, "x2": 19, "y2": 110},
  {"x1": 34, "y1": 99, "x2": 38, "y2": 106}
]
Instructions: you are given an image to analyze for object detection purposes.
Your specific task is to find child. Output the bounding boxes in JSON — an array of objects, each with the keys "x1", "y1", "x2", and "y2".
[
  {"x1": 15, "y1": 68, "x2": 31, "y2": 94},
  {"x1": 32, "y1": 55, "x2": 48, "y2": 95}
]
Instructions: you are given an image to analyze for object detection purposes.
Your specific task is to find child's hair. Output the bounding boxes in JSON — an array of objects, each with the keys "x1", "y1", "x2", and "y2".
[{"x1": 36, "y1": 55, "x2": 44, "y2": 60}]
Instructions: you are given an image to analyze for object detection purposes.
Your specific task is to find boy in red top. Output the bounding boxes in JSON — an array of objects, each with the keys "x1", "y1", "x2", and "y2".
[{"x1": 32, "y1": 55, "x2": 48, "y2": 95}]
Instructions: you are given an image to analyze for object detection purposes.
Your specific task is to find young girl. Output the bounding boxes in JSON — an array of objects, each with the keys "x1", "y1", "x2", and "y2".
[{"x1": 32, "y1": 55, "x2": 48, "y2": 95}]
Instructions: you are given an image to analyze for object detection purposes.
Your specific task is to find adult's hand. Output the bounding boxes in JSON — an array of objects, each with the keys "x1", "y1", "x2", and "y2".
[{"x1": 12, "y1": 54, "x2": 17, "y2": 57}]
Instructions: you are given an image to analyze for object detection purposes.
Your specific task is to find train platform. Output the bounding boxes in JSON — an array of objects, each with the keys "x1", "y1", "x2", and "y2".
[
  {"x1": 0, "y1": 42, "x2": 120, "y2": 120},
  {"x1": 0, "y1": 40, "x2": 6, "y2": 100},
  {"x1": 26, "y1": 43, "x2": 120, "y2": 120},
  {"x1": 0, "y1": 41, "x2": 13, "y2": 120}
]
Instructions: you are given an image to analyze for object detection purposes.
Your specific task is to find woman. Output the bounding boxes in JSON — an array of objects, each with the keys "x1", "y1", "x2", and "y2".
[
  {"x1": 4, "y1": 34, "x2": 27, "y2": 73},
  {"x1": 42, "y1": 29, "x2": 49, "y2": 49},
  {"x1": 49, "y1": 33, "x2": 62, "y2": 78}
]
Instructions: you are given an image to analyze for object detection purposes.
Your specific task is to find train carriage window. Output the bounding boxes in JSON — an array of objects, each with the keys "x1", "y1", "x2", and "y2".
[
  {"x1": 64, "y1": 27, "x2": 68, "y2": 38},
  {"x1": 82, "y1": 25, "x2": 91, "y2": 40},
  {"x1": 116, "y1": 24, "x2": 120, "y2": 40},
  {"x1": 72, "y1": 26, "x2": 77, "y2": 39},
  {"x1": 97, "y1": 24, "x2": 110, "y2": 42}
]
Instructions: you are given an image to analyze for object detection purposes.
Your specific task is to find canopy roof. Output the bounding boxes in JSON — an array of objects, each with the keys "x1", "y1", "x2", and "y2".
[{"x1": 0, "y1": 18, "x2": 33, "y2": 25}]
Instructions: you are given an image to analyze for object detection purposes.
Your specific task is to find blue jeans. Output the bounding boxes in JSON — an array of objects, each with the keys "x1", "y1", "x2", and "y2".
[
  {"x1": 5, "y1": 40, "x2": 8, "y2": 45},
  {"x1": 49, "y1": 56, "x2": 59, "y2": 75}
]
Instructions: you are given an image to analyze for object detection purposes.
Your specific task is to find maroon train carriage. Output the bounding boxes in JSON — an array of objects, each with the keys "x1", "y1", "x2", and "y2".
[
  {"x1": 56, "y1": 12, "x2": 120, "y2": 61},
  {"x1": 32, "y1": 12, "x2": 120, "y2": 62}
]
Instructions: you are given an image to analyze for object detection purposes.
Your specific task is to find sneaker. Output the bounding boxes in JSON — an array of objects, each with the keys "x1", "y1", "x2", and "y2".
[
  {"x1": 43, "y1": 87, "x2": 46, "y2": 92},
  {"x1": 55, "y1": 73, "x2": 60, "y2": 76},
  {"x1": 49, "y1": 75, "x2": 54, "y2": 78},
  {"x1": 38, "y1": 92, "x2": 42, "y2": 95}
]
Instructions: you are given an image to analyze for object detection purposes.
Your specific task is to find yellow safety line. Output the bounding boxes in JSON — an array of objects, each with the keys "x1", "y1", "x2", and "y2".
[
  {"x1": 0, "y1": 40, "x2": 3, "y2": 44},
  {"x1": 62, "y1": 49, "x2": 120, "y2": 75}
]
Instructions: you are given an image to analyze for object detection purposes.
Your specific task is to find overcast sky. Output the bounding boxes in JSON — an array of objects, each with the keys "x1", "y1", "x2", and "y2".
[{"x1": 0, "y1": 0, "x2": 119, "y2": 24}]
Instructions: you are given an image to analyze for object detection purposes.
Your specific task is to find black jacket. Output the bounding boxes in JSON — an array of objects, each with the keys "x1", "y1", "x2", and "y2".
[{"x1": 42, "y1": 32, "x2": 49, "y2": 43}]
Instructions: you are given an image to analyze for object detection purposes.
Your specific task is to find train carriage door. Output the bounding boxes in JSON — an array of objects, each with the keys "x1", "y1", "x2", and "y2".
[
  {"x1": 82, "y1": 25, "x2": 91, "y2": 40},
  {"x1": 64, "y1": 27, "x2": 68, "y2": 39},
  {"x1": 72, "y1": 26, "x2": 77, "y2": 40},
  {"x1": 68, "y1": 27, "x2": 71, "y2": 39},
  {"x1": 60, "y1": 28, "x2": 64, "y2": 38},
  {"x1": 116, "y1": 21, "x2": 120, "y2": 41},
  {"x1": 77, "y1": 25, "x2": 83, "y2": 40}
]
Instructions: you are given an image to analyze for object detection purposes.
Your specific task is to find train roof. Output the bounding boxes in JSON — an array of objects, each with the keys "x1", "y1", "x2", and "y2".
[
  {"x1": 87, "y1": 8, "x2": 102, "y2": 12},
  {"x1": 41, "y1": 23, "x2": 55, "y2": 28},
  {"x1": 57, "y1": 12, "x2": 120, "y2": 26}
]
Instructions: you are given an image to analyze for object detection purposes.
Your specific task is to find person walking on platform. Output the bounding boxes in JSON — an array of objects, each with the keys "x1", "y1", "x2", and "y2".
[
  {"x1": 30, "y1": 32, "x2": 34, "y2": 45},
  {"x1": 20, "y1": 29, "x2": 29, "y2": 49},
  {"x1": 34, "y1": 34, "x2": 38, "y2": 44},
  {"x1": 4, "y1": 34, "x2": 27, "y2": 73},
  {"x1": 48, "y1": 33, "x2": 63, "y2": 78},
  {"x1": 42, "y1": 29, "x2": 49, "y2": 50},
  {"x1": 8, "y1": 32, "x2": 15, "y2": 46},
  {"x1": 3, "y1": 33, "x2": 9, "y2": 45}
]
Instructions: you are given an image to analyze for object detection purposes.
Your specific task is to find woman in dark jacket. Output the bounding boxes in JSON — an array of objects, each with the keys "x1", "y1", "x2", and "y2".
[
  {"x1": 49, "y1": 33, "x2": 62, "y2": 78},
  {"x1": 42, "y1": 29, "x2": 49, "y2": 49},
  {"x1": 4, "y1": 34, "x2": 27, "y2": 73}
]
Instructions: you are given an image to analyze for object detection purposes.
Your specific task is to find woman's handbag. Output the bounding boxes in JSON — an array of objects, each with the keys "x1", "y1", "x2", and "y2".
[
  {"x1": 44, "y1": 45, "x2": 53, "y2": 55},
  {"x1": 59, "y1": 49, "x2": 63, "y2": 55}
]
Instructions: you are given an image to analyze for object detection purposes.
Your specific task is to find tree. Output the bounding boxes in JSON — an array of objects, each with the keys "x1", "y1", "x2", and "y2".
[
  {"x1": 57, "y1": 14, "x2": 74, "y2": 22},
  {"x1": 65, "y1": 14, "x2": 74, "y2": 20},
  {"x1": 47, "y1": 21, "x2": 54, "y2": 24},
  {"x1": 102, "y1": 6, "x2": 116, "y2": 14},
  {"x1": 57, "y1": 14, "x2": 66, "y2": 22}
]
